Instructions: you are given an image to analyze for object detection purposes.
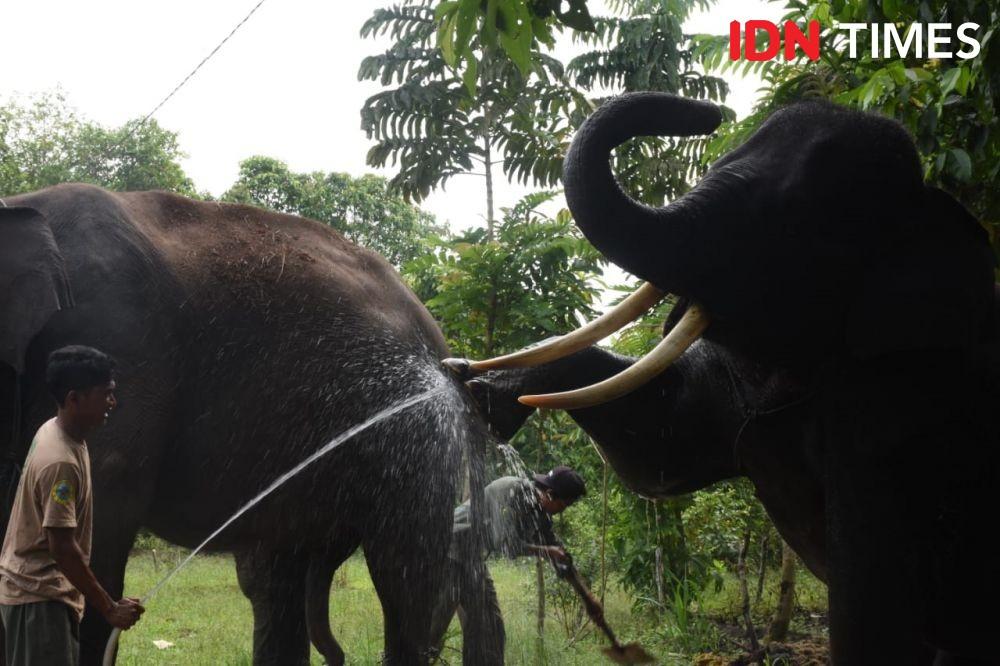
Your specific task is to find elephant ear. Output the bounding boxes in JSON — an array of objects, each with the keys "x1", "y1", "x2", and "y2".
[{"x1": 0, "y1": 206, "x2": 73, "y2": 373}]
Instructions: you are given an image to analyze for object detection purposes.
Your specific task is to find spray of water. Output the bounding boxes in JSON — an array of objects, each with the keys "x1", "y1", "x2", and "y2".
[{"x1": 102, "y1": 385, "x2": 447, "y2": 666}]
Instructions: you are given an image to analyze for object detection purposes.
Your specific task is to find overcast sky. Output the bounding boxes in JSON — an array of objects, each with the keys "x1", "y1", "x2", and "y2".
[{"x1": 2, "y1": 0, "x2": 781, "y2": 299}]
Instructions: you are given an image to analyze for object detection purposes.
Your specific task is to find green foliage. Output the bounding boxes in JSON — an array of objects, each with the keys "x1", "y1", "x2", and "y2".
[
  {"x1": 359, "y1": 1, "x2": 594, "y2": 204},
  {"x1": 405, "y1": 190, "x2": 604, "y2": 356},
  {"x1": 683, "y1": 479, "x2": 776, "y2": 566},
  {"x1": 435, "y1": 0, "x2": 595, "y2": 89},
  {"x1": 656, "y1": 567, "x2": 723, "y2": 653},
  {"x1": 0, "y1": 91, "x2": 196, "y2": 196},
  {"x1": 693, "y1": 1, "x2": 999, "y2": 254},
  {"x1": 222, "y1": 156, "x2": 444, "y2": 267},
  {"x1": 565, "y1": 0, "x2": 733, "y2": 205}
]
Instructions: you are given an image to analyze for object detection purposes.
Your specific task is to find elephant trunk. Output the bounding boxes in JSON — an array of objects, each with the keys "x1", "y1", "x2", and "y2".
[{"x1": 563, "y1": 93, "x2": 724, "y2": 293}]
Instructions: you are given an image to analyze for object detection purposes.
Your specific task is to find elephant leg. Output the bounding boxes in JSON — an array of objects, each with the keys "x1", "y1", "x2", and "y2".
[
  {"x1": 454, "y1": 562, "x2": 504, "y2": 666},
  {"x1": 822, "y1": 358, "x2": 981, "y2": 665},
  {"x1": 824, "y1": 442, "x2": 935, "y2": 665},
  {"x1": 235, "y1": 547, "x2": 310, "y2": 666},
  {"x1": 79, "y1": 524, "x2": 140, "y2": 665},
  {"x1": 363, "y1": 529, "x2": 448, "y2": 665},
  {"x1": 426, "y1": 560, "x2": 461, "y2": 661},
  {"x1": 306, "y1": 537, "x2": 360, "y2": 666}
]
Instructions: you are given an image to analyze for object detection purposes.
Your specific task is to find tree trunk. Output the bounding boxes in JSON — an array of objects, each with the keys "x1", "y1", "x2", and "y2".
[
  {"x1": 755, "y1": 531, "x2": 769, "y2": 605},
  {"x1": 536, "y1": 558, "x2": 545, "y2": 640},
  {"x1": 535, "y1": 416, "x2": 546, "y2": 653},
  {"x1": 766, "y1": 540, "x2": 798, "y2": 643},
  {"x1": 481, "y1": 108, "x2": 498, "y2": 356},
  {"x1": 654, "y1": 546, "x2": 665, "y2": 608},
  {"x1": 653, "y1": 502, "x2": 664, "y2": 609},
  {"x1": 599, "y1": 462, "x2": 608, "y2": 604},
  {"x1": 738, "y1": 527, "x2": 760, "y2": 654},
  {"x1": 483, "y1": 109, "x2": 495, "y2": 241}
]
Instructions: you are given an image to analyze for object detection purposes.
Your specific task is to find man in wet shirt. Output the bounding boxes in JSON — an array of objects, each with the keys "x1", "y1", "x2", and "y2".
[
  {"x1": 0, "y1": 346, "x2": 144, "y2": 665},
  {"x1": 430, "y1": 466, "x2": 586, "y2": 664}
]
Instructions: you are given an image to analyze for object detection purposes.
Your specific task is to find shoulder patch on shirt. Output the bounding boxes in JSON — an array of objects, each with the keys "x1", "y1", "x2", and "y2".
[{"x1": 51, "y1": 480, "x2": 76, "y2": 506}]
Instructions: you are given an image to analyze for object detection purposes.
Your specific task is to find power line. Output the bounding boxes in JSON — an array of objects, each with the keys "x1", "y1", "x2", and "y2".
[{"x1": 127, "y1": 0, "x2": 271, "y2": 137}]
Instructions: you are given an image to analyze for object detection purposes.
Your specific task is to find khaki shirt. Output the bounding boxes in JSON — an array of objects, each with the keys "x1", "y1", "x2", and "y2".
[{"x1": 0, "y1": 418, "x2": 93, "y2": 621}]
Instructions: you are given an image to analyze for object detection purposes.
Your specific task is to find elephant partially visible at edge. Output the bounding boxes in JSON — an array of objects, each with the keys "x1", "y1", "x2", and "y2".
[
  {"x1": 458, "y1": 93, "x2": 1000, "y2": 665},
  {"x1": 0, "y1": 184, "x2": 493, "y2": 666}
]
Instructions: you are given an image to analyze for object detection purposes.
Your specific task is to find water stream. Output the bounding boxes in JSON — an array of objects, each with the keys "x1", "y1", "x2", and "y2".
[{"x1": 103, "y1": 385, "x2": 447, "y2": 665}]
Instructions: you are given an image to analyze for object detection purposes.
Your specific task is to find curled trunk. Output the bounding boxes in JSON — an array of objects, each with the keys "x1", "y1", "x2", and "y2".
[{"x1": 563, "y1": 93, "x2": 723, "y2": 293}]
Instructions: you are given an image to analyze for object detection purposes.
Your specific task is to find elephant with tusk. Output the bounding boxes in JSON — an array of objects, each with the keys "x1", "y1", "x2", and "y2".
[{"x1": 457, "y1": 93, "x2": 1000, "y2": 665}]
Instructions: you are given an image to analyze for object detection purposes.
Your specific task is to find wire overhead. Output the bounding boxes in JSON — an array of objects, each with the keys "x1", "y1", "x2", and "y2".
[{"x1": 137, "y1": 0, "x2": 271, "y2": 127}]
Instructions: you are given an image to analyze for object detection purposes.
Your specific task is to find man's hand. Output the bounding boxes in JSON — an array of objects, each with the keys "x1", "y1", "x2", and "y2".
[
  {"x1": 103, "y1": 597, "x2": 144, "y2": 630},
  {"x1": 548, "y1": 546, "x2": 570, "y2": 563},
  {"x1": 533, "y1": 545, "x2": 569, "y2": 564},
  {"x1": 47, "y1": 527, "x2": 146, "y2": 630}
]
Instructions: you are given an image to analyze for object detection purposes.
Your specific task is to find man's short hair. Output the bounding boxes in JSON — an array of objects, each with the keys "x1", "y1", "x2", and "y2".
[{"x1": 45, "y1": 346, "x2": 116, "y2": 406}]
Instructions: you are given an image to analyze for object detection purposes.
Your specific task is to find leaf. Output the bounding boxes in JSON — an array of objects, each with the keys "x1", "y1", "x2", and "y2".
[
  {"x1": 555, "y1": 0, "x2": 596, "y2": 33},
  {"x1": 454, "y1": 0, "x2": 479, "y2": 56},
  {"x1": 462, "y1": 49, "x2": 479, "y2": 97},
  {"x1": 497, "y1": 0, "x2": 533, "y2": 76},
  {"x1": 483, "y1": 0, "x2": 499, "y2": 48},
  {"x1": 939, "y1": 67, "x2": 962, "y2": 96},
  {"x1": 437, "y1": 11, "x2": 458, "y2": 67},
  {"x1": 947, "y1": 147, "x2": 972, "y2": 182}
]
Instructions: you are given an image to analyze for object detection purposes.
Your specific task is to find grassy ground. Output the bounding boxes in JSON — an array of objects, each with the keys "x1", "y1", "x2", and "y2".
[{"x1": 116, "y1": 548, "x2": 827, "y2": 665}]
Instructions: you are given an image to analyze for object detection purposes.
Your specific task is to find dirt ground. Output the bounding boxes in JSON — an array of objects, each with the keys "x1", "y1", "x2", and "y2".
[{"x1": 693, "y1": 608, "x2": 830, "y2": 666}]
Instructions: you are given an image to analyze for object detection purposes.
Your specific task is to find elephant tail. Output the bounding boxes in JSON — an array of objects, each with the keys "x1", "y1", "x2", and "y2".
[{"x1": 305, "y1": 554, "x2": 343, "y2": 665}]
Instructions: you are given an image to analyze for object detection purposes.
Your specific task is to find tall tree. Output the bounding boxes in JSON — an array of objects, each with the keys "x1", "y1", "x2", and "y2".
[
  {"x1": 0, "y1": 92, "x2": 196, "y2": 196},
  {"x1": 359, "y1": 0, "x2": 595, "y2": 236},
  {"x1": 223, "y1": 156, "x2": 443, "y2": 267}
]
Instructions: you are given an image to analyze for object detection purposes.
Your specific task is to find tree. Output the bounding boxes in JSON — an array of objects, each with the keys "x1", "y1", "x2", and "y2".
[
  {"x1": 567, "y1": 0, "x2": 732, "y2": 204},
  {"x1": 766, "y1": 540, "x2": 799, "y2": 643},
  {"x1": 404, "y1": 190, "x2": 604, "y2": 356},
  {"x1": 0, "y1": 91, "x2": 196, "y2": 196},
  {"x1": 358, "y1": 0, "x2": 595, "y2": 234},
  {"x1": 222, "y1": 156, "x2": 444, "y2": 267}
]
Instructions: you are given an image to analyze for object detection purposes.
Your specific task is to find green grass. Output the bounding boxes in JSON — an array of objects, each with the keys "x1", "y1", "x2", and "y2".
[{"x1": 116, "y1": 548, "x2": 827, "y2": 665}]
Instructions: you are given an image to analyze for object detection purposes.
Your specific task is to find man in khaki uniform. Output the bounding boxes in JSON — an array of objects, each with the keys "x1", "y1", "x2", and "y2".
[{"x1": 0, "y1": 346, "x2": 143, "y2": 665}]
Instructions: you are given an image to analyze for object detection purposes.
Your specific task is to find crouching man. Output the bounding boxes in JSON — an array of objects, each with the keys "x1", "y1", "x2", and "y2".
[
  {"x1": 0, "y1": 346, "x2": 143, "y2": 665},
  {"x1": 430, "y1": 466, "x2": 586, "y2": 663}
]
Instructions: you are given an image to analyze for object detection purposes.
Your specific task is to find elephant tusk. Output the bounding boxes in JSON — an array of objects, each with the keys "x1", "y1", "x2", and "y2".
[
  {"x1": 469, "y1": 282, "x2": 666, "y2": 372},
  {"x1": 517, "y1": 304, "x2": 709, "y2": 410}
]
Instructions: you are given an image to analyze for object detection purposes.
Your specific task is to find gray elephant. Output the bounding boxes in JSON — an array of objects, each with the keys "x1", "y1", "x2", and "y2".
[
  {"x1": 459, "y1": 94, "x2": 1000, "y2": 664},
  {"x1": 0, "y1": 183, "x2": 492, "y2": 666}
]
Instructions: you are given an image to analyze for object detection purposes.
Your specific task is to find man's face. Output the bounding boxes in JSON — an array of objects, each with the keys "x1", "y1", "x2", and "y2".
[
  {"x1": 66, "y1": 380, "x2": 117, "y2": 431},
  {"x1": 538, "y1": 489, "x2": 570, "y2": 515}
]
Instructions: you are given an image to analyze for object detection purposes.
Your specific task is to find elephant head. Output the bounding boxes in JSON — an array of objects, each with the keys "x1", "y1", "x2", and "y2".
[
  {"x1": 467, "y1": 93, "x2": 996, "y2": 408},
  {"x1": 0, "y1": 206, "x2": 73, "y2": 456},
  {"x1": 0, "y1": 205, "x2": 73, "y2": 374}
]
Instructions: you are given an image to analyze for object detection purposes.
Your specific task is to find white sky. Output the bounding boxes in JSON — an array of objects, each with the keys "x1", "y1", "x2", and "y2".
[{"x1": 1, "y1": 0, "x2": 782, "y2": 298}]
